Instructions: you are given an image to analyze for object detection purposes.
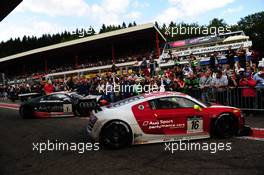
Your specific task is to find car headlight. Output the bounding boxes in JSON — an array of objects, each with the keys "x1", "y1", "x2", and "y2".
[{"x1": 232, "y1": 109, "x2": 240, "y2": 113}]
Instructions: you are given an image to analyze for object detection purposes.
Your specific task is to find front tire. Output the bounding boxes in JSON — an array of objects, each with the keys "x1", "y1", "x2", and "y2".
[
  {"x1": 213, "y1": 113, "x2": 238, "y2": 138},
  {"x1": 100, "y1": 121, "x2": 132, "y2": 149}
]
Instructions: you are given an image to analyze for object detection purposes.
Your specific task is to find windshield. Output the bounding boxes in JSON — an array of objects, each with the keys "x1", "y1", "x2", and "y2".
[{"x1": 194, "y1": 98, "x2": 211, "y2": 107}]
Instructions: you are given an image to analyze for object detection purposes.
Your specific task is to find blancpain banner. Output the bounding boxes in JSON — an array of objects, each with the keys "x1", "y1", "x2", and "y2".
[{"x1": 169, "y1": 41, "x2": 252, "y2": 57}]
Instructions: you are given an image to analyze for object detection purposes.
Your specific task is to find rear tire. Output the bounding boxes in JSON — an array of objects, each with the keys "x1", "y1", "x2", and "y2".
[
  {"x1": 213, "y1": 113, "x2": 238, "y2": 138},
  {"x1": 100, "y1": 121, "x2": 132, "y2": 149},
  {"x1": 19, "y1": 106, "x2": 33, "y2": 119}
]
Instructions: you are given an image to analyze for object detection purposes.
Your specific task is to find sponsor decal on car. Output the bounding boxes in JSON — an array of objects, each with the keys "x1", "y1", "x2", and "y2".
[{"x1": 142, "y1": 119, "x2": 185, "y2": 130}]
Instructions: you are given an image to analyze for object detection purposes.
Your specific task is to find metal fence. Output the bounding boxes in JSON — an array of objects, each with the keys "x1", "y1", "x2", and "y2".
[
  {"x1": 187, "y1": 87, "x2": 264, "y2": 111},
  {"x1": 1, "y1": 87, "x2": 264, "y2": 111}
]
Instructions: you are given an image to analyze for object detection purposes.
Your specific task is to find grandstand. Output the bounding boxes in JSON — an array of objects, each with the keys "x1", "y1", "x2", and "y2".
[
  {"x1": 0, "y1": 23, "x2": 166, "y2": 82},
  {"x1": 0, "y1": 0, "x2": 22, "y2": 22},
  {"x1": 160, "y1": 31, "x2": 252, "y2": 67}
]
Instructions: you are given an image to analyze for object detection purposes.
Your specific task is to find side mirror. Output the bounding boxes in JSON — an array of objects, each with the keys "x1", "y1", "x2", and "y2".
[{"x1": 194, "y1": 104, "x2": 202, "y2": 111}]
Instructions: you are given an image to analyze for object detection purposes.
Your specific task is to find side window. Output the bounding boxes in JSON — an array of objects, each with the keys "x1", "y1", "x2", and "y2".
[
  {"x1": 55, "y1": 94, "x2": 68, "y2": 100},
  {"x1": 149, "y1": 97, "x2": 196, "y2": 109},
  {"x1": 175, "y1": 97, "x2": 196, "y2": 108},
  {"x1": 40, "y1": 96, "x2": 46, "y2": 101},
  {"x1": 46, "y1": 95, "x2": 57, "y2": 101},
  {"x1": 149, "y1": 97, "x2": 181, "y2": 109}
]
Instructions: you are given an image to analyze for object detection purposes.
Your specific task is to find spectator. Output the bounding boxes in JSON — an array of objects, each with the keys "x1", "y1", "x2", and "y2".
[
  {"x1": 235, "y1": 62, "x2": 245, "y2": 75},
  {"x1": 184, "y1": 73, "x2": 199, "y2": 94},
  {"x1": 239, "y1": 71, "x2": 256, "y2": 110},
  {"x1": 165, "y1": 68, "x2": 173, "y2": 78},
  {"x1": 209, "y1": 51, "x2": 218, "y2": 72},
  {"x1": 140, "y1": 57, "x2": 147, "y2": 70},
  {"x1": 237, "y1": 46, "x2": 246, "y2": 69},
  {"x1": 225, "y1": 46, "x2": 236, "y2": 69},
  {"x1": 211, "y1": 70, "x2": 228, "y2": 89},
  {"x1": 182, "y1": 64, "x2": 193, "y2": 77},
  {"x1": 140, "y1": 57, "x2": 149, "y2": 76},
  {"x1": 66, "y1": 77, "x2": 75, "y2": 91},
  {"x1": 199, "y1": 71, "x2": 212, "y2": 102},
  {"x1": 190, "y1": 53, "x2": 198, "y2": 69},
  {"x1": 111, "y1": 64, "x2": 117, "y2": 73},
  {"x1": 175, "y1": 76, "x2": 185, "y2": 92},
  {"x1": 228, "y1": 72, "x2": 238, "y2": 87},
  {"x1": 174, "y1": 66, "x2": 183, "y2": 78},
  {"x1": 211, "y1": 70, "x2": 228, "y2": 104},
  {"x1": 44, "y1": 80, "x2": 54, "y2": 95},
  {"x1": 149, "y1": 58, "x2": 158, "y2": 78},
  {"x1": 253, "y1": 70, "x2": 264, "y2": 89},
  {"x1": 252, "y1": 63, "x2": 258, "y2": 74},
  {"x1": 223, "y1": 64, "x2": 234, "y2": 78}
]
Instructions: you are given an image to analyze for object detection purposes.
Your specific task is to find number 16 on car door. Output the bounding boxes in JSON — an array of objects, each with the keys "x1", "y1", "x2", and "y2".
[{"x1": 187, "y1": 116, "x2": 203, "y2": 133}]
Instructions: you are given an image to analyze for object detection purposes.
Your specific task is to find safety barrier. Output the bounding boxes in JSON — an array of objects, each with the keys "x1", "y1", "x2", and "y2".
[
  {"x1": 1, "y1": 88, "x2": 264, "y2": 111},
  {"x1": 187, "y1": 87, "x2": 264, "y2": 111}
]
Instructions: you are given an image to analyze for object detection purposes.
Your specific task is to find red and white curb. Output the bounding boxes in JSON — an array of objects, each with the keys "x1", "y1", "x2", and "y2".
[
  {"x1": 237, "y1": 128, "x2": 264, "y2": 141},
  {"x1": 0, "y1": 103, "x2": 20, "y2": 110}
]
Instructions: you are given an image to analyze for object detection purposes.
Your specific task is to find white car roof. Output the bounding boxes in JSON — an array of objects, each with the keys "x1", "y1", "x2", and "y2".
[{"x1": 107, "y1": 92, "x2": 206, "y2": 109}]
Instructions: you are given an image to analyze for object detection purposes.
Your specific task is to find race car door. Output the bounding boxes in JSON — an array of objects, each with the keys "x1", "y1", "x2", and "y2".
[{"x1": 148, "y1": 96, "x2": 204, "y2": 135}]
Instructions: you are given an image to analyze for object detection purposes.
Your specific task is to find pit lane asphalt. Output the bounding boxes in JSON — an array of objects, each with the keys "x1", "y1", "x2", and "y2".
[{"x1": 0, "y1": 108, "x2": 264, "y2": 175}]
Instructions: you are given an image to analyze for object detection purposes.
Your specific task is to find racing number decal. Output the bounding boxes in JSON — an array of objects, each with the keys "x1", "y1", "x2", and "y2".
[
  {"x1": 63, "y1": 104, "x2": 72, "y2": 113},
  {"x1": 191, "y1": 120, "x2": 200, "y2": 129},
  {"x1": 187, "y1": 117, "x2": 203, "y2": 133}
]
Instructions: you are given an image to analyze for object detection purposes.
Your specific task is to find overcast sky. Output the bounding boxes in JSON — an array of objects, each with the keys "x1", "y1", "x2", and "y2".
[{"x1": 0, "y1": 0, "x2": 263, "y2": 42}]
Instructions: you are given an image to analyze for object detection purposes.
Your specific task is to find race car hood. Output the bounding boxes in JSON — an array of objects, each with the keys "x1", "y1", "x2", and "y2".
[{"x1": 209, "y1": 104, "x2": 239, "y2": 110}]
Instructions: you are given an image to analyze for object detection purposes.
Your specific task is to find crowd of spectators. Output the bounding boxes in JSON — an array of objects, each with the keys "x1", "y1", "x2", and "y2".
[
  {"x1": 1, "y1": 47, "x2": 263, "y2": 110},
  {"x1": 7, "y1": 51, "x2": 152, "y2": 82}
]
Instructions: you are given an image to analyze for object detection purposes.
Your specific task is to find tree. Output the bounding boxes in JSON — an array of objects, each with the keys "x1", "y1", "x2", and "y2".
[
  {"x1": 208, "y1": 18, "x2": 227, "y2": 28},
  {"x1": 128, "y1": 22, "x2": 133, "y2": 27},
  {"x1": 236, "y1": 11, "x2": 264, "y2": 56},
  {"x1": 99, "y1": 24, "x2": 107, "y2": 33},
  {"x1": 122, "y1": 22, "x2": 127, "y2": 28},
  {"x1": 154, "y1": 21, "x2": 159, "y2": 28}
]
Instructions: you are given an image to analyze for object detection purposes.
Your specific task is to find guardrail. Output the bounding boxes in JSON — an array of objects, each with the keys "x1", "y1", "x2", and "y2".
[{"x1": 187, "y1": 87, "x2": 264, "y2": 111}]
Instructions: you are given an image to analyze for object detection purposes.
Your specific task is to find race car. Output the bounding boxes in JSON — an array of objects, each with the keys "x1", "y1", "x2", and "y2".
[
  {"x1": 19, "y1": 92, "x2": 99, "y2": 118},
  {"x1": 87, "y1": 91, "x2": 247, "y2": 149}
]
